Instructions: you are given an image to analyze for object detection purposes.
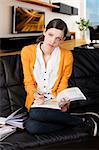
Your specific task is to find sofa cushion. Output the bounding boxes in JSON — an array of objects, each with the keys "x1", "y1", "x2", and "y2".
[
  {"x1": 3, "y1": 127, "x2": 88, "y2": 149},
  {"x1": 1, "y1": 48, "x2": 99, "y2": 116},
  {"x1": 0, "y1": 54, "x2": 26, "y2": 117},
  {"x1": 0, "y1": 88, "x2": 11, "y2": 117},
  {"x1": 69, "y1": 48, "x2": 99, "y2": 107},
  {"x1": 0, "y1": 48, "x2": 99, "y2": 149},
  {"x1": 0, "y1": 60, "x2": 6, "y2": 87}
]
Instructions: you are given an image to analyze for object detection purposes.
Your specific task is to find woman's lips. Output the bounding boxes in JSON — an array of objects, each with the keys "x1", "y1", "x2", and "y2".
[{"x1": 48, "y1": 44, "x2": 54, "y2": 48}]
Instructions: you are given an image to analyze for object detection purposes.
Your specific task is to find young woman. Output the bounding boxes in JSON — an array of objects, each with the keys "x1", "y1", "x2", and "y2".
[{"x1": 21, "y1": 18, "x2": 96, "y2": 135}]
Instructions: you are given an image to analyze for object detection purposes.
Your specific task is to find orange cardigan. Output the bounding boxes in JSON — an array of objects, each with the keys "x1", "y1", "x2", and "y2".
[{"x1": 21, "y1": 44, "x2": 73, "y2": 111}]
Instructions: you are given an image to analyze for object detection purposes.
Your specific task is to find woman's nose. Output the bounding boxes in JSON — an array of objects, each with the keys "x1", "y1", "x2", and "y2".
[{"x1": 51, "y1": 37, "x2": 56, "y2": 44}]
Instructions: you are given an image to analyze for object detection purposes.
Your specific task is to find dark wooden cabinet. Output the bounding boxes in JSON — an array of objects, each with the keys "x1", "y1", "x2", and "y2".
[{"x1": 52, "y1": 3, "x2": 78, "y2": 15}]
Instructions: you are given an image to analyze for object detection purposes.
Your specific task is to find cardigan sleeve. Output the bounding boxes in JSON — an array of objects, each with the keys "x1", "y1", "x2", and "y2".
[
  {"x1": 21, "y1": 45, "x2": 37, "y2": 110},
  {"x1": 57, "y1": 50, "x2": 73, "y2": 94}
]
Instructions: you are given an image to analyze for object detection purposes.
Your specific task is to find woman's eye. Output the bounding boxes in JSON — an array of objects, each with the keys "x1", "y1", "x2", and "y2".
[
  {"x1": 56, "y1": 37, "x2": 62, "y2": 41},
  {"x1": 48, "y1": 33, "x2": 53, "y2": 37}
]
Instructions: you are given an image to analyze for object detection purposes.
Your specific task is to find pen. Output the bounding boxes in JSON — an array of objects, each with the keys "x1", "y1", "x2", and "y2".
[
  {"x1": 50, "y1": 99, "x2": 57, "y2": 102},
  {"x1": 37, "y1": 92, "x2": 47, "y2": 98},
  {"x1": 44, "y1": 96, "x2": 47, "y2": 98}
]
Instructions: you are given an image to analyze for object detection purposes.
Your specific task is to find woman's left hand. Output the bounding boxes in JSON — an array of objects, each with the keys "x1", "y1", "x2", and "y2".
[{"x1": 58, "y1": 98, "x2": 70, "y2": 112}]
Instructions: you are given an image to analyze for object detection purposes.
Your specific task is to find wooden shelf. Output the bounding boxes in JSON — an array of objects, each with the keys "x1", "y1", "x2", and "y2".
[{"x1": 17, "y1": 0, "x2": 60, "y2": 8}]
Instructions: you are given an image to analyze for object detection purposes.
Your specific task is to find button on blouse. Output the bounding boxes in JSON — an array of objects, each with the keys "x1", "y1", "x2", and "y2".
[{"x1": 33, "y1": 43, "x2": 60, "y2": 94}]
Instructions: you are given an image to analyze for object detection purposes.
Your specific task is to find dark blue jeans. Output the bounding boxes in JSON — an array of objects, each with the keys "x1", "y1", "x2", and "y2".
[{"x1": 24, "y1": 108, "x2": 83, "y2": 134}]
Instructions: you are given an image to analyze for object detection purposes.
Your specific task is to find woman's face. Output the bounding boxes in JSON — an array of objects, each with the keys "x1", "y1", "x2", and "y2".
[{"x1": 43, "y1": 28, "x2": 64, "y2": 51}]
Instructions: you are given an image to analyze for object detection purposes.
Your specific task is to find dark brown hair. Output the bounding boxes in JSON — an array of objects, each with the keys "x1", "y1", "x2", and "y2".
[{"x1": 36, "y1": 18, "x2": 68, "y2": 43}]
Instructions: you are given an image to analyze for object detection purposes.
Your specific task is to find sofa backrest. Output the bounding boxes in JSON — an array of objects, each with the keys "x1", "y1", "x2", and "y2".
[
  {"x1": 0, "y1": 47, "x2": 99, "y2": 116},
  {"x1": 69, "y1": 46, "x2": 99, "y2": 112},
  {"x1": 0, "y1": 53, "x2": 26, "y2": 117}
]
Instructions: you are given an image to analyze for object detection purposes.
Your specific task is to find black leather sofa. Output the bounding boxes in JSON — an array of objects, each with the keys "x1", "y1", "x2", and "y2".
[
  {"x1": 89, "y1": 25, "x2": 99, "y2": 42},
  {"x1": 0, "y1": 44, "x2": 99, "y2": 150}
]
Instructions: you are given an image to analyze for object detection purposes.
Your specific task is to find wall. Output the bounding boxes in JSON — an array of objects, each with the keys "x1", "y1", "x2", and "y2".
[{"x1": 0, "y1": 0, "x2": 86, "y2": 39}]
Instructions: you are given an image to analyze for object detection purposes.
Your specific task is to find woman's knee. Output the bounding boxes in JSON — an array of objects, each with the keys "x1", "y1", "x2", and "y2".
[
  {"x1": 24, "y1": 117, "x2": 65, "y2": 134},
  {"x1": 29, "y1": 108, "x2": 50, "y2": 121},
  {"x1": 24, "y1": 118, "x2": 41, "y2": 134}
]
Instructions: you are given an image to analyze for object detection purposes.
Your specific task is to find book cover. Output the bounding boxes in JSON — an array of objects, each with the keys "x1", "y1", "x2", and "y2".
[{"x1": 0, "y1": 107, "x2": 27, "y2": 129}]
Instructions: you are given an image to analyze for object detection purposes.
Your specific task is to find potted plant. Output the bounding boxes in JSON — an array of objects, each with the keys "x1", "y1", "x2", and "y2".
[{"x1": 76, "y1": 18, "x2": 91, "y2": 39}]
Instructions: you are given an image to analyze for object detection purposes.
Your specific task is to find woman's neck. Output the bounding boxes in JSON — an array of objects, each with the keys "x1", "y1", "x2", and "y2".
[
  {"x1": 40, "y1": 43, "x2": 53, "y2": 55},
  {"x1": 40, "y1": 43, "x2": 51, "y2": 67}
]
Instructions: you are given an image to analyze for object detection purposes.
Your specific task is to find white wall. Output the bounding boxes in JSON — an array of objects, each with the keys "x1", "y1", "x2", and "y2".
[{"x1": 0, "y1": 0, "x2": 86, "y2": 38}]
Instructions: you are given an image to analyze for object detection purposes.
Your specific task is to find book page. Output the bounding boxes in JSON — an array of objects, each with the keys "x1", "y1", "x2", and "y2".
[
  {"x1": 6, "y1": 120, "x2": 24, "y2": 129},
  {"x1": 0, "y1": 109, "x2": 23, "y2": 125},
  {"x1": 6, "y1": 107, "x2": 23, "y2": 120},
  {"x1": 31, "y1": 100, "x2": 60, "y2": 110},
  {"x1": 0, "y1": 125, "x2": 16, "y2": 141},
  {"x1": 0, "y1": 117, "x2": 6, "y2": 125},
  {"x1": 31, "y1": 87, "x2": 86, "y2": 110},
  {"x1": 0, "y1": 108, "x2": 27, "y2": 129},
  {"x1": 56, "y1": 87, "x2": 86, "y2": 101}
]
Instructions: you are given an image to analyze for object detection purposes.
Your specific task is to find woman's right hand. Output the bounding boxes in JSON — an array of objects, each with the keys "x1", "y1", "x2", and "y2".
[
  {"x1": 33, "y1": 92, "x2": 45, "y2": 105},
  {"x1": 58, "y1": 98, "x2": 70, "y2": 112}
]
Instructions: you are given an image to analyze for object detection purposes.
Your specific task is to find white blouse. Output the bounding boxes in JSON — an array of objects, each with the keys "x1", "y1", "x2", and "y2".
[{"x1": 33, "y1": 43, "x2": 60, "y2": 100}]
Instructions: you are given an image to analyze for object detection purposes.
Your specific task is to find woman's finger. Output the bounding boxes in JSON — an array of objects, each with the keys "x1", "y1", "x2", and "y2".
[
  {"x1": 34, "y1": 98, "x2": 44, "y2": 105},
  {"x1": 34, "y1": 92, "x2": 44, "y2": 99}
]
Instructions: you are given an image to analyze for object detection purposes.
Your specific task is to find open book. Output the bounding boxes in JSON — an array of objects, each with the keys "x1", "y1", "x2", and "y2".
[
  {"x1": 0, "y1": 107, "x2": 27, "y2": 129},
  {"x1": 0, "y1": 124, "x2": 16, "y2": 141},
  {"x1": 31, "y1": 87, "x2": 86, "y2": 110}
]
